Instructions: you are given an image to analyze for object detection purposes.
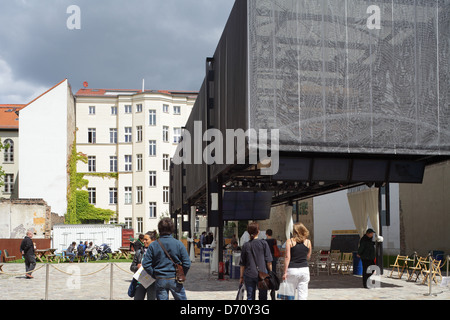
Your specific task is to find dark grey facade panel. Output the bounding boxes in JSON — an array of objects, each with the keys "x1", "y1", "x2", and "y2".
[
  {"x1": 248, "y1": 0, "x2": 450, "y2": 155},
  {"x1": 174, "y1": 0, "x2": 449, "y2": 206}
]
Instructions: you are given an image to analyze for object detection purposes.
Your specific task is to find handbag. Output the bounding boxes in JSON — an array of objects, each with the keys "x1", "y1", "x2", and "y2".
[
  {"x1": 273, "y1": 244, "x2": 281, "y2": 258},
  {"x1": 250, "y1": 240, "x2": 273, "y2": 291},
  {"x1": 128, "y1": 278, "x2": 138, "y2": 298},
  {"x1": 157, "y1": 239, "x2": 186, "y2": 284}
]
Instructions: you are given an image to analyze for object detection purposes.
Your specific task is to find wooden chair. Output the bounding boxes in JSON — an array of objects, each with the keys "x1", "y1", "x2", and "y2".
[
  {"x1": 3, "y1": 250, "x2": 16, "y2": 262},
  {"x1": 389, "y1": 255, "x2": 408, "y2": 279},
  {"x1": 316, "y1": 252, "x2": 331, "y2": 275},
  {"x1": 407, "y1": 256, "x2": 426, "y2": 282},
  {"x1": 308, "y1": 252, "x2": 319, "y2": 276},
  {"x1": 421, "y1": 258, "x2": 443, "y2": 285},
  {"x1": 330, "y1": 252, "x2": 342, "y2": 274},
  {"x1": 339, "y1": 253, "x2": 353, "y2": 275}
]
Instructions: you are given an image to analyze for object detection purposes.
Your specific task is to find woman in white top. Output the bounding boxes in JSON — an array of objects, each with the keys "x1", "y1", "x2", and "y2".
[{"x1": 282, "y1": 223, "x2": 312, "y2": 300}]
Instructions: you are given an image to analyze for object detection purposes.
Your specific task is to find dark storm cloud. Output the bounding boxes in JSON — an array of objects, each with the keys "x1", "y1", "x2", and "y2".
[{"x1": 0, "y1": 0, "x2": 235, "y2": 103}]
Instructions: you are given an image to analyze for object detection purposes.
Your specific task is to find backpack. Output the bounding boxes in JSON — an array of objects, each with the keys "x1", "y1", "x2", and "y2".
[{"x1": 77, "y1": 244, "x2": 85, "y2": 256}]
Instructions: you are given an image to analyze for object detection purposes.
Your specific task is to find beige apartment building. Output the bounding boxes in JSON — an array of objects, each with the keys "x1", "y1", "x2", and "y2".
[
  {"x1": 75, "y1": 88, "x2": 197, "y2": 235},
  {"x1": 0, "y1": 104, "x2": 22, "y2": 199}
]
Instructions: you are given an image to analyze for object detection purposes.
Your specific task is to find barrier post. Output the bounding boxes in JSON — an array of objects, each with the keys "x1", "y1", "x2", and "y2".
[
  {"x1": 110, "y1": 263, "x2": 113, "y2": 300},
  {"x1": 45, "y1": 263, "x2": 50, "y2": 300}
]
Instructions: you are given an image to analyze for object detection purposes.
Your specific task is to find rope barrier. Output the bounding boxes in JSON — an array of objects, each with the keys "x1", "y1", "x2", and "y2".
[
  {"x1": 112, "y1": 262, "x2": 134, "y2": 275},
  {"x1": 0, "y1": 264, "x2": 46, "y2": 276},
  {"x1": 50, "y1": 263, "x2": 110, "y2": 277}
]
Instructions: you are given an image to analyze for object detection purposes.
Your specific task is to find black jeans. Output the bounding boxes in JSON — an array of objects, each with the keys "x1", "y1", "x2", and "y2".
[
  {"x1": 134, "y1": 282, "x2": 156, "y2": 300},
  {"x1": 362, "y1": 259, "x2": 375, "y2": 288},
  {"x1": 24, "y1": 255, "x2": 36, "y2": 276}
]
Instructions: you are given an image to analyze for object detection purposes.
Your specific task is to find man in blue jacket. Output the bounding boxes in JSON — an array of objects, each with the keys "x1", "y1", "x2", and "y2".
[{"x1": 142, "y1": 218, "x2": 191, "y2": 300}]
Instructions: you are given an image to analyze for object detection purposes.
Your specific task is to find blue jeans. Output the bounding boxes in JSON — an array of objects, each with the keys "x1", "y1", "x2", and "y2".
[
  {"x1": 155, "y1": 279, "x2": 187, "y2": 300},
  {"x1": 244, "y1": 276, "x2": 268, "y2": 300}
]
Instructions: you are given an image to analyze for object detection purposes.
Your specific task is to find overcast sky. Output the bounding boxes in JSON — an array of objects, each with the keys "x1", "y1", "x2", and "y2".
[{"x1": 0, "y1": 0, "x2": 235, "y2": 104}]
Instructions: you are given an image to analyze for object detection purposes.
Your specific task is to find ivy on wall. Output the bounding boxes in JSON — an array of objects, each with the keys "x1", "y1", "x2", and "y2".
[{"x1": 66, "y1": 133, "x2": 116, "y2": 224}]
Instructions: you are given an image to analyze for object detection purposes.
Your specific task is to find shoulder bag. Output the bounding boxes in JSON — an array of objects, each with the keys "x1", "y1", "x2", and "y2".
[
  {"x1": 157, "y1": 239, "x2": 186, "y2": 284},
  {"x1": 250, "y1": 240, "x2": 271, "y2": 290}
]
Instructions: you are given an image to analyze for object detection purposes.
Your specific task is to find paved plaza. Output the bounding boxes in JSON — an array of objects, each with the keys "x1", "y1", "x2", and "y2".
[{"x1": 0, "y1": 259, "x2": 449, "y2": 300}]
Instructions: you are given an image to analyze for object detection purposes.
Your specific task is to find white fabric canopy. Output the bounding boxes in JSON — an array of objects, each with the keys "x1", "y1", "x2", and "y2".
[
  {"x1": 285, "y1": 205, "x2": 293, "y2": 241},
  {"x1": 347, "y1": 188, "x2": 379, "y2": 237}
]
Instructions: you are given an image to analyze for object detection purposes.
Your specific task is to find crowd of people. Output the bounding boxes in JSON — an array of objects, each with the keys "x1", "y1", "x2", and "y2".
[{"x1": 18, "y1": 219, "x2": 380, "y2": 301}]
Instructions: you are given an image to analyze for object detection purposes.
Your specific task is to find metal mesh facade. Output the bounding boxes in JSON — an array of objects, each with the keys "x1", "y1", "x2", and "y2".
[{"x1": 248, "y1": 0, "x2": 450, "y2": 154}]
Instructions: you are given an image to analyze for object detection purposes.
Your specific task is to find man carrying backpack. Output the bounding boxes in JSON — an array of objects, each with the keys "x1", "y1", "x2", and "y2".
[{"x1": 77, "y1": 241, "x2": 86, "y2": 261}]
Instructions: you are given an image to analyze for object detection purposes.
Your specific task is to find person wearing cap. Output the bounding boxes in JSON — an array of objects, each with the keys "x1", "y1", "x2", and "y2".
[{"x1": 357, "y1": 228, "x2": 376, "y2": 288}]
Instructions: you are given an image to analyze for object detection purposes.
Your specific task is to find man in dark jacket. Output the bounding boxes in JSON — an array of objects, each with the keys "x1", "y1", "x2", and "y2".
[
  {"x1": 357, "y1": 228, "x2": 376, "y2": 288},
  {"x1": 142, "y1": 218, "x2": 191, "y2": 300},
  {"x1": 20, "y1": 230, "x2": 36, "y2": 279}
]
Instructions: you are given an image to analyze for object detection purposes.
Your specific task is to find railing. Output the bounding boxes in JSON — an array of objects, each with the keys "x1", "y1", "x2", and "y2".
[{"x1": 0, "y1": 262, "x2": 134, "y2": 300}]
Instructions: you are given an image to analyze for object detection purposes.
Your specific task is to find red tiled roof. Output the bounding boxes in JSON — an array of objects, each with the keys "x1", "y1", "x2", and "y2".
[{"x1": 0, "y1": 104, "x2": 25, "y2": 129}]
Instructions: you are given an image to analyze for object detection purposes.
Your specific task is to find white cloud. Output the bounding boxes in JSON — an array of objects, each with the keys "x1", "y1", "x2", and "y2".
[{"x1": 0, "y1": 57, "x2": 48, "y2": 104}]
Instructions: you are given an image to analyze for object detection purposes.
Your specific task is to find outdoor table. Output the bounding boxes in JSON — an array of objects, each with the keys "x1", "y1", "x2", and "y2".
[
  {"x1": 117, "y1": 247, "x2": 132, "y2": 259},
  {"x1": 35, "y1": 249, "x2": 53, "y2": 263}
]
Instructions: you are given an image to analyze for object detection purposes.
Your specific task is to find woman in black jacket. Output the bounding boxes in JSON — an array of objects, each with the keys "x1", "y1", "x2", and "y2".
[{"x1": 130, "y1": 230, "x2": 157, "y2": 300}]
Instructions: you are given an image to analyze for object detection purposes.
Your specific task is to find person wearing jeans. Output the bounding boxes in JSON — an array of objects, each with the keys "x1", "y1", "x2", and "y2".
[
  {"x1": 142, "y1": 218, "x2": 191, "y2": 300},
  {"x1": 283, "y1": 223, "x2": 312, "y2": 300},
  {"x1": 239, "y1": 222, "x2": 273, "y2": 300}
]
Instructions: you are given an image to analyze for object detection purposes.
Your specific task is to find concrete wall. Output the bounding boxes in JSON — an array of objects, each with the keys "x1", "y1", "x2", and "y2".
[
  {"x1": 400, "y1": 161, "x2": 450, "y2": 256},
  {"x1": 0, "y1": 199, "x2": 51, "y2": 239}
]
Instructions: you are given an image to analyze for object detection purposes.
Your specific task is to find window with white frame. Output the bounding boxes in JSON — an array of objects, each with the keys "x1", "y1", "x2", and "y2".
[
  {"x1": 88, "y1": 188, "x2": 96, "y2": 204},
  {"x1": 136, "y1": 186, "x2": 143, "y2": 204},
  {"x1": 163, "y1": 126, "x2": 169, "y2": 142},
  {"x1": 163, "y1": 154, "x2": 170, "y2": 171},
  {"x1": 125, "y1": 217, "x2": 132, "y2": 229},
  {"x1": 109, "y1": 188, "x2": 117, "y2": 204},
  {"x1": 136, "y1": 126, "x2": 142, "y2": 142},
  {"x1": 88, "y1": 156, "x2": 96, "y2": 172},
  {"x1": 173, "y1": 106, "x2": 181, "y2": 115},
  {"x1": 135, "y1": 154, "x2": 142, "y2": 172},
  {"x1": 163, "y1": 104, "x2": 169, "y2": 113},
  {"x1": 137, "y1": 217, "x2": 143, "y2": 233},
  {"x1": 125, "y1": 127, "x2": 132, "y2": 143},
  {"x1": 124, "y1": 187, "x2": 132, "y2": 204},
  {"x1": 4, "y1": 174, "x2": 14, "y2": 193},
  {"x1": 3, "y1": 139, "x2": 13, "y2": 163},
  {"x1": 111, "y1": 106, "x2": 117, "y2": 115},
  {"x1": 125, "y1": 105, "x2": 132, "y2": 114},
  {"x1": 149, "y1": 171, "x2": 156, "y2": 187},
  {"x1": 163, "y1": 186, "x2": 169, "y2": 203},
  {"x1": 124, "y1": 155, "x2": 132, "y2": 172},
  {"x1": 109, "y1": 217, "x2": 118, "y2": 225},
  {"x1": 89, "y1": 106, "x2": 95, "y2": 115},
  {"x1": 173, "y1": 127, "x2": 181, "y2": 143},
  {"x1": 149, "y1": 202, "x2": 157, "y2": 219},
  {"x1": 136, "y1": 104, "x2": 143, "y2": 113},
  {"x1": 110, "y1": 128, "x2": 117, "y2": 144},
  {"x1": 149, "y1": 110, "x2": 156, "y2": 126},
  {"x1": 110, "y1": 156, "x2": 117, "y2": 172},
  {"x1": 149, "y1": 140, "x2": 156, "y2": 156},
  {"x1": 88, "y1": 128, "x2": 96, "y2": 144}
]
